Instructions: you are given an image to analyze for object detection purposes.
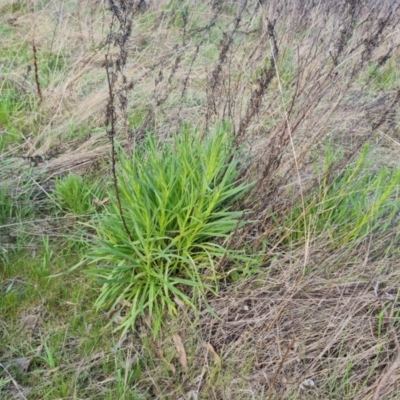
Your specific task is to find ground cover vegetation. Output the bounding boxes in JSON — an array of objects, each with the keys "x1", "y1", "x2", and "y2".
[{"x1": 1, "y1": 0, "x2": 400, "y2": 398}]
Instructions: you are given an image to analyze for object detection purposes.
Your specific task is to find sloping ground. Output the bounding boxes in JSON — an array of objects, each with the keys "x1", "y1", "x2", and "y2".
[{"x1": 1, "y1": 1, "x2": 400, "y2": 399}]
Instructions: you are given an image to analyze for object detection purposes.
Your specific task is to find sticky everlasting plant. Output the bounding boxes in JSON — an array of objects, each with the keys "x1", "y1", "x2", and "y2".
[{"x1": 82, "y1": 125, "x2": 254, "y2": 335}]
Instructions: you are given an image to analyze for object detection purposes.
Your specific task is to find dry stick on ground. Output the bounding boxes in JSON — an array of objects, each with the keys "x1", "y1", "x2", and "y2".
[
  {"x1": 32, "y1": 39, "x2": 42, "y2": 102},
  {"x1": 373, "y1": 290, "x2": 400, "y2": 400},
  {"x1": 267, "y1": 337, "x2": 296, "y2": 400}
]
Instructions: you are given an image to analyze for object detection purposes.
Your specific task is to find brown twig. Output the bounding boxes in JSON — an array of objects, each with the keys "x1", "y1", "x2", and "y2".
[
  {"x1": 103, "y1": 0, "x2": 139, "y2": 242},
  {"x1": 32, "y1": 39, "x2": 42, "y2": 102},
  {"x1": 267, "y1": 337, "x2": 295, "y2": 400},
  {"x1": 105, "y1": 55, "x2": 132, "y2": 242}
]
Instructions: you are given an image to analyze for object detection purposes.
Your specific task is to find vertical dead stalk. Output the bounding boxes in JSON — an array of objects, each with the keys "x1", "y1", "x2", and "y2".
[
  {"x1": 104, "y1": 0, "x2": 139, "y2": 242},
  {"x1": 105, "y1": 55, "x2": 132, "y2": 241}
]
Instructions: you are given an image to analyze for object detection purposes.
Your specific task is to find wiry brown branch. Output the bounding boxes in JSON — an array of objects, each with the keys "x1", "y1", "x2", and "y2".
[
  {"x1": 104, "y1": 0, "x2": 139, "y2": 241},
  {"x1": 105, "y1": 55, "x2": 132, "y2": 241},
  {"x1": 32, "y1": 39, "x2": 42, "y2": 102},
  {"x1": 267, "y1": 337, "x2": 296, "y2": 400}
]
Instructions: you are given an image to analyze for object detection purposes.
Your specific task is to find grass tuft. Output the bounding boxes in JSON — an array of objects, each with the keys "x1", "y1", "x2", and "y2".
[
  {"x1": 81, "y1": 124, "x2": 255, "y2": 336},
  {"x1": 55, "y1": 172, "x2": 104, "y2": 216}
]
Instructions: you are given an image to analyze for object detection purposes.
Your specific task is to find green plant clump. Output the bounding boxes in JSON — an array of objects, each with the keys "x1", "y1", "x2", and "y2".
[
  {"x1": 288, "y1": 144, "x2": 400, "y2": 247},
  {"x1": 55, "y1": 172, "x2": 104, "y2": 215},
  {"x1": 81, "y1": 125, "x2": 254, "y2": 335}
]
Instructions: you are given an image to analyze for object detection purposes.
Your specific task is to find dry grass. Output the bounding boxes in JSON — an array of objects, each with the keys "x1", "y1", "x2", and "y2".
[
  {"x1": 193, "y1": 245, "x2": 400, "y2": 399},
  {"x1": 1, "y1": 0, "x2": 400, "y2": 399}
]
